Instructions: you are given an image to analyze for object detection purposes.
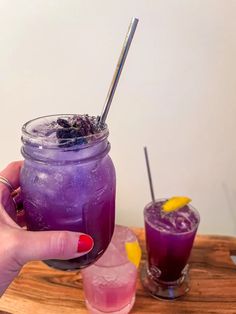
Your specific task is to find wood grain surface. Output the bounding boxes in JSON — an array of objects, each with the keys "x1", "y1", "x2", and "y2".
[{"x1": 1, "y1": 228, "x2": 236, "y2": 314}]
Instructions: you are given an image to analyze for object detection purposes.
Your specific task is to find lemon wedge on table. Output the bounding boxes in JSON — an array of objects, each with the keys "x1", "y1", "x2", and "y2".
[{"x1": 162, "y1": 196, "x2": 192, "y2": 213}]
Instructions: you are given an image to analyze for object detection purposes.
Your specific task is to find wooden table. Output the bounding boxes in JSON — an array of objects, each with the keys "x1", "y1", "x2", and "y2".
[{"x1": 1, "y1": 228, "x2": 236, "y2": 314}]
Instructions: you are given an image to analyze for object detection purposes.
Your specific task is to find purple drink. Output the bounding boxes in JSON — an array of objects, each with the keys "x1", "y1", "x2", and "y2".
[
  {"x1": 142, "y1": 199, "x2": 200, "y2": 299},
  {"x1": 20, "y1": 114, "x2": 116, "y2": 270}
]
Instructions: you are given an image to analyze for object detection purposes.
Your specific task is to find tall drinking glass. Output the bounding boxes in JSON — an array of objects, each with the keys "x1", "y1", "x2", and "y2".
[
  {"x1": 141, "y1": 199, "x2": 200, "y2": 299},
  {"x1": 20, "y1": 114, "x2": 116, "y2": 270}
]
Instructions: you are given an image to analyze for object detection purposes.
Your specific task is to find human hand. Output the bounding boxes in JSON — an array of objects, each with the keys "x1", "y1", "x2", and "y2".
[{"x1": 0, "y1": 161, "x2": 94, "y2": 296}]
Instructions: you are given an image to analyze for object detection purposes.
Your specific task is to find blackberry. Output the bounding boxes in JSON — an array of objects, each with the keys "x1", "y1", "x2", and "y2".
[
  {"x1": 57, "y1": 118, "x2": 71, "y2": 128},
  {"x1": 56, "y1": 114, "x2": 103, "y2": 147},
  {"x1": 69, "y1": 128, "x2": 80, "y2": 138},
  {"x1": 75, "y1": 138, "x2": 87, "y2": 145},
  {"x1": 56, "y1": 128, "x2": 71, "y2": 139}
]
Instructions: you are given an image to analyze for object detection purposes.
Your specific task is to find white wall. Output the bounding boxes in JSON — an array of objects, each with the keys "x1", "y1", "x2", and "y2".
[{"x1": 0, "y1": 0, "x2": 236, "y2": 235}]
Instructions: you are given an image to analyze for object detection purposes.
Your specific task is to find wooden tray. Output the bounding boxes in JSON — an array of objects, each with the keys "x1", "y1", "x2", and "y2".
[{"x1": 1, "y1": 228, "x2": 236, "y2": 314}]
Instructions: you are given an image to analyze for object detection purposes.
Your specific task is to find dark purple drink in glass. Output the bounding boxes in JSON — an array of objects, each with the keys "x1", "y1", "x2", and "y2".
[
  {"x1": 20, "y1": 114, "x2": 116, "y2": 270},
  {"x1": 141, "y1": 199, "x2": 200, "y2": 299}
]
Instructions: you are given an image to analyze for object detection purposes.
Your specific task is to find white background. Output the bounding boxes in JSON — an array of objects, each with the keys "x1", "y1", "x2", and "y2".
[{"x1": 0, "y1": 0, "x2": 235, "y2": 235}]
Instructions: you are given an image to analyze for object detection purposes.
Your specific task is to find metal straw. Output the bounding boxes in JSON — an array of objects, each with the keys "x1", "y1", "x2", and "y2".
[
  {"x1": 98, "y1": 17, "x2": 139, "y2": 126},
  {"x1": 144, "y1": 147, "x2": 156, "y2": 203}
]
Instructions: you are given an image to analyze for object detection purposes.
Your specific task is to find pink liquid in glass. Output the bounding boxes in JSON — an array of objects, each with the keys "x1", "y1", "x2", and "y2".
[{"x1": 82, "y1": 225, "x2": 139, "y2": 314}]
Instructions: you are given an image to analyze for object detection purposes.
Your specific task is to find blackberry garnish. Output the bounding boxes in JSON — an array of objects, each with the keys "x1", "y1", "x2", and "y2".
[
  {"x1": 56, "y1": 128, "x2": 71, "y2": 139},
  {"x1": 57, "y1": 118, "x2": 71, "y2": 128},
  {"x1": 56, "y1": 114, "x2": 103, "y2": 147}
]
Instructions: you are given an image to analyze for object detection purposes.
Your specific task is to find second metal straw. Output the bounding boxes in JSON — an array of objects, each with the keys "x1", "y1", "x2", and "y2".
[
  {"x1": 144, "y1": 146, "x2": 156, "y2": 203},
  {"x1": 99, "y1": 17, "x2": 139, "y2": 127}
]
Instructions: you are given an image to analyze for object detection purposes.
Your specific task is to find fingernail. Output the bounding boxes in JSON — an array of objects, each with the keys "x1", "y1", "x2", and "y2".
[{"x1": 77, "y1": 234, "x2": 94, "y2": 253}]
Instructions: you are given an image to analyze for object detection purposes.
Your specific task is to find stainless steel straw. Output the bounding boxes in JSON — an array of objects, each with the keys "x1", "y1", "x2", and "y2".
[
  {"x1": 98, "y1": 17, "x2": 139, "y2": 126},
  {"x1": 144, "y1": 146, "x2": 156, "y2": 203}
]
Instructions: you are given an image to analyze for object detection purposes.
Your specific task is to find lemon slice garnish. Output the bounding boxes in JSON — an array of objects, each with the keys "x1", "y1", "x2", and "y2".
[
  {"x1": 125, "y1": 241, "x2": 142, "y2": 268},
  {"x1": 162, "y1": 196, "x2": 192, "y2": 213}
]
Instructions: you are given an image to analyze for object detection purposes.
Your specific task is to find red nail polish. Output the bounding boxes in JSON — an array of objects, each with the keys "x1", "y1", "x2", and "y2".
[{"x1": 77, "y1": 234, "x2": 94, "y2": 253}]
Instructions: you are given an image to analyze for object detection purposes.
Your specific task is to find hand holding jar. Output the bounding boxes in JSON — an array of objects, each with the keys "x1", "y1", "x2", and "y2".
[{"x1": 0, "y1": 161, "x2": 94, "y2": 296}]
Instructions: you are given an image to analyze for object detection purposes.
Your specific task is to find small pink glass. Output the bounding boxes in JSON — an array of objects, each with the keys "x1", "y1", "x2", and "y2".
[{"x1": 81, "y1": 225, "x2": 141, "y2": 314}]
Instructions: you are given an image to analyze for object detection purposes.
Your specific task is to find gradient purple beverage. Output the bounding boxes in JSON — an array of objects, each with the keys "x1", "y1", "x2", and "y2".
[
  {"x1": 20, "y1": 114, "x2": 116, "y2": 270},
  {"x1": 144, "y1": 200, "x2": 199, "y2": 282}
]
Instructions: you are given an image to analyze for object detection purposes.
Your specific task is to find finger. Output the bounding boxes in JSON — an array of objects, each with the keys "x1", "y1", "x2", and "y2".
[
  {"x1": 0, "y1": 161, "x2": 24, "y2": 218},
  {"x1": 0, "y1": 192, "x2": 18, "y2": 224},
  {"x1": 0, "y1": 161, "x2": 23, "y2": 191},
  {"x1": 16, "y1": 230, "x2": 94, "y2": 264},
  {"x1": 0, "y1": 204, "x2": 20, "y2": 229}
]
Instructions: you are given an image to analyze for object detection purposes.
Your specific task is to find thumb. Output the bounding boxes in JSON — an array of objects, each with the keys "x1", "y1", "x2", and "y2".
[{"x1": 16, "y1": 230, "x2": 94, "y2": 264}]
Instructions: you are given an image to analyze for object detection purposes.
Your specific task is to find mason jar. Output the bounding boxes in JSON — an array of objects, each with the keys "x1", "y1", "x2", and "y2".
[{"x1": 20, "y1": 114, "x2": 116, "y2": 270}]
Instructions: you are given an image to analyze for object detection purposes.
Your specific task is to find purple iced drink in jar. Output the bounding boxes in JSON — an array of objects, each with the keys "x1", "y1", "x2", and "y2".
[
  {"x1": 144, "y1": 199, "x2": 199, "y2": 282},
  {"x1": 20, "y1": 114, "x2": 116, "y2": 270}
]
